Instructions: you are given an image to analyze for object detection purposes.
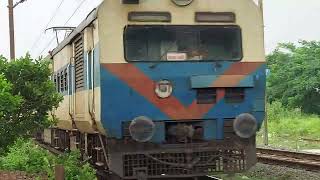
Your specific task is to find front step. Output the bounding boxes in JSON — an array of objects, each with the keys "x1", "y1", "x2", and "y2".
[{"x1": 95, "y1": 162, "x2": 105, "y2": 167}]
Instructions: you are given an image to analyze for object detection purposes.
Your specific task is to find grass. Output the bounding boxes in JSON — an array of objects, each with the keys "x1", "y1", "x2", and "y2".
[
  {"x1": 256, "y1": 101, "x2": 320, "y2": 150},
  {"x1": 0, "y1": 139, "x2": 97, "y2": 180}
]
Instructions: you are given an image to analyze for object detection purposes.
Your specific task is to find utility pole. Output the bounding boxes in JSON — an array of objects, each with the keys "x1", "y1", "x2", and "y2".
[
  {"x1": 8, "y1": 0, "x2": 15, "y2": 60},
  {"x1": 260, "y1": 0, "x2": 269, "y2": 146},
  {"x1": 7, "y1": 0, "x2": 27, "y2": 60}
]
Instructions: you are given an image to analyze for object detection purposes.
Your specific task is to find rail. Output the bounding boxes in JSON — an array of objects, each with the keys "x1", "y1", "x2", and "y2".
[
  {"x1": 34, "y1": 140, "x2": 63, "y2": 156},
  {"x1": 257, "y1": 147, "x2": 320, "y2": 171},
  {"x1": 204, "y1": 175, "x2": 223, "y2": 180}
]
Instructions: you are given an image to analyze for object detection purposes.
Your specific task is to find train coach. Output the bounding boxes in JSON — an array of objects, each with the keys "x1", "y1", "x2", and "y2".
[{"x1": 43, "y1": 0, "x2": 266, "y2": 179}]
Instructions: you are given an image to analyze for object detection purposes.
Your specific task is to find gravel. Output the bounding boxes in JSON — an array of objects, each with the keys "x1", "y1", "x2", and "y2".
[{"x1": 243, "y1": 163, "x2": 320, "y2": 180}]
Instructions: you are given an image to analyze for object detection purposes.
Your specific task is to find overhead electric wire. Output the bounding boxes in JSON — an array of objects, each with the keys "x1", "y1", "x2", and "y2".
[
  {"x1": 44, "y1": 0, "x2": 66, "y2": 30},
  {"x1": 63, "y1": 0, "x2": 88, "y2": 25},
  {"x1": 36, "y1": 0, "x2": 88, "y2": 57},
  {"x1": 38, "y1": 37, "x2": 55, "y2": 56},
  {"x1": 30, "y1": 0, "x2": 66, "y2": 53}
]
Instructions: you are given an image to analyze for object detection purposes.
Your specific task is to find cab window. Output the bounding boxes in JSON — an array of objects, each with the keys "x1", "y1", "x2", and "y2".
[{"x1": 124, "y1": 25, "x2": 242, "y2": 61}]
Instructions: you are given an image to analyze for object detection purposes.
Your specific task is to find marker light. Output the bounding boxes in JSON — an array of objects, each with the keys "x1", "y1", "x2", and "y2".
[
  {"x1": 171, "y1": 0, "x2": 193, "y2": 6},
  {"x1": 128, "y1": 12, "x2": 171, "y2": 22},
  {"x1": 233, "y1": 113, "x2": 257, "y2": 138},
  {"x1": 129, "y1": 116, "x2": 156, "y2": 142},
  {"x1": 195, "y1": 12, "x2": 236, "y2": 23},
  {"x1": 122, "y1": 0, "x2": 139, "y2": 4}
]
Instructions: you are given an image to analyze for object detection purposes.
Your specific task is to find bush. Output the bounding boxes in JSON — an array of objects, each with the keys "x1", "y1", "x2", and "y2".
[
  {"x1": 0, "y1": 139, "x2": 96, "y2": 180},
  {"x1": 267, "y1": 101, "x2": 302, "y2": 123}
]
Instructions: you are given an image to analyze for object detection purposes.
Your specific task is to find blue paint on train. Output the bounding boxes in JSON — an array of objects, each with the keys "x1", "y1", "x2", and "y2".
[{"x1": 99, "y1": 62, "x2": 266, "y2": 142}]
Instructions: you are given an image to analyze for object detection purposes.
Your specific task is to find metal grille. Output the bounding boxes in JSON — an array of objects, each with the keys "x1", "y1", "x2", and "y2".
[
  {"x1": 74, "y1": 36, "x2": 84, "y2": 91},
  {"x1": 196, "y1": 89, "x2": 217, "y2": 104},
  {"x1": 225, "y1": 88, "x2": 245, "y2": 103},
  {"x1": 123, "y1": 150, "x2": 246, "y2": 177}
]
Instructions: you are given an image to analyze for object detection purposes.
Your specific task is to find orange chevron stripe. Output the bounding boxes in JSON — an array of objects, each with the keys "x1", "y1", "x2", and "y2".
[{"x1": 103, "y1": 62, "x2": 263, "y2": 120}]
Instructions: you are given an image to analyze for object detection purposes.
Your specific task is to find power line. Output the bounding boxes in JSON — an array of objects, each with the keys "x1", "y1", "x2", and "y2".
[
  {"x1": 63, "y1": 0, "x2": 87, "y2": 25},
  {"x1": 36, "y1": 0, "x2": 88, "y2": 57},
  {"x1": 30, "y1": 0, "x2": 66, "y2": 53},
  {"x1": 38, "y1": 37, "x2": 55, "y2": 56},
  {"x1": 44, "y1": 0, "x2": 66, "y2": 30}
]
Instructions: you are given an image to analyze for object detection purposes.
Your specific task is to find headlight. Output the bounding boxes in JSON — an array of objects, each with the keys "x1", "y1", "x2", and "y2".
[
  {"x1": 155, "y1": 80, "x2": 173, "y2": 98},
  {"x1": 233, "y1": 113, "x2": 257, "y2": 139},
  {"x1": 129, "y1": 116, "x2": 156, "y2": 142}
]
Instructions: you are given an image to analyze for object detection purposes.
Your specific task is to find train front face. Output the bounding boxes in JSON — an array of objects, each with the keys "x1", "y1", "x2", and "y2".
[{"x1": 98, "y1": 0, "x2": 266, "y2": 179}]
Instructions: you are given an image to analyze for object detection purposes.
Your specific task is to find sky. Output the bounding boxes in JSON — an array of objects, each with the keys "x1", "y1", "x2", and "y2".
[{"x1": 1, "y1": 0, "x2": 320, "y2": 59}]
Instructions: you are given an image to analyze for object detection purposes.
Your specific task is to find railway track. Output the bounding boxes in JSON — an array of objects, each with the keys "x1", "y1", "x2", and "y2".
[
  {"x1": 34, "y1": 140, "x2": 63, "y2": 156},
  {"x1": 34, "y1": 140, "x2": 223, "y2": 180},
  {"x1": 36, "y1": 140, "x2": 320, "y2": 177},
  {"x1": 257, "y1": 147, "x2": 320, "y2": 171}
]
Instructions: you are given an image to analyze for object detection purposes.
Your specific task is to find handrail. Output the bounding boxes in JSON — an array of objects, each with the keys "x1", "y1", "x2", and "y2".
[
  {"x1": 87, "y1": 50, "x2": 96, "y2": 122},
  {"x1": 68, "y1": 58, "x2": 74, "y2": 120}
]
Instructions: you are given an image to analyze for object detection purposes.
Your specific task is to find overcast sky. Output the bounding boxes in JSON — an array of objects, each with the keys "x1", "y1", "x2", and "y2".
[{"x1": 1, "y1": 0, "x2": 320, "y2": 59}]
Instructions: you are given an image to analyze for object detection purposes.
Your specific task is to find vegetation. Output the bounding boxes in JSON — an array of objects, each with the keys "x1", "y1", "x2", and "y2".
[
  {"x1": 267, "y1": 41, "x2": 320, "y2": 114},
  {"x1": 257, "y1": 101, "x2": 320, "y2": 150},
  {"x1": 0, "y1": 55, "x2": 94, "y2": 178},
  {"x1": 0, "y1": 55, "x2": 62, "y2": 152},
  {"x1": 264, "y1": 40, "x2": 320, "y2": 150},
  {"x1": 0, "y1": 139, "x2": 96, "y2": 180}
]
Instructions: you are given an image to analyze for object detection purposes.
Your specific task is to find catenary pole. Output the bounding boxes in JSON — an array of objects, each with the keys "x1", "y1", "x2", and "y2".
[
  {"x1": 8, "y1": 0, "x2": 15, "y2": 60},
  {"x1": 259, "y1": 0, "x2": 269, "y2": 146}
]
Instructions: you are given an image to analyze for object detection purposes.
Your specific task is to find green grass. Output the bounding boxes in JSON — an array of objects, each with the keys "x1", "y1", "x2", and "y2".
[
  {"x1": 257, "y1": 102, "x2": 320, "y2": 150},
  {"x1": 0, "y1": 139, "x2": 97, "y2": 180}
]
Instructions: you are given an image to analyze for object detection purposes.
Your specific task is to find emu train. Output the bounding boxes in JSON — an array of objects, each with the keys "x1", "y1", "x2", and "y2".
[{"x1": 43, "y1": 0, "x2": 266, "y2": 179}]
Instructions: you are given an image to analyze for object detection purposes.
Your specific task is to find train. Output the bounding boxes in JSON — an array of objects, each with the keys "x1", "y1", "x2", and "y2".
[{"x1": 42, "y1": 0, "x2": 266, "y2": 179}]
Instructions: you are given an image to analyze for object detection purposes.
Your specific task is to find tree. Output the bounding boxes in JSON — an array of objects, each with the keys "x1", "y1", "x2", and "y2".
[
  {"x1": 0, "y1": 55, "x2": 62, "y2": 151},
  {"x1": 267, "y1": 41, "x2": 320, "y2": 114},
  {"x1": 0, "y1": 74, "x2": 23, "y2": 148}
]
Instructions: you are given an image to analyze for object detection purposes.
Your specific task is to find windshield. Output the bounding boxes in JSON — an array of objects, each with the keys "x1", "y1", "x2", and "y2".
[{"x1": 124, "y1": 25, "x2": 242, "y2": 61}]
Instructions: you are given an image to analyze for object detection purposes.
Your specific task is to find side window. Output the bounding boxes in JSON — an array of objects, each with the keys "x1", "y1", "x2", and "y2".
[
  {"x1": 87, "y1": 50, "x2": 94, "y2": 89},
  {"x1": 53, "y1": 67, "x2": 69, "y2": 94},
  {"x1": 54, "y1": 74, "x2": 57, "y2": 91},
  {"x1": 57, "y1": 73, "x2": 61, "y2": 93},
  {"x1": 60, "y1": 71, "x2": 64, "y2": 92},
  {"x1": 64, "y1": 69, "x2": 68, "y2": 92}
]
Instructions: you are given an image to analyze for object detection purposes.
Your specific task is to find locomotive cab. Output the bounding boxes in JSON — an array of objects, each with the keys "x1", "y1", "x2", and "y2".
[{"x1": 47, "y1": 0, "x2": 266, "y2": 179}]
